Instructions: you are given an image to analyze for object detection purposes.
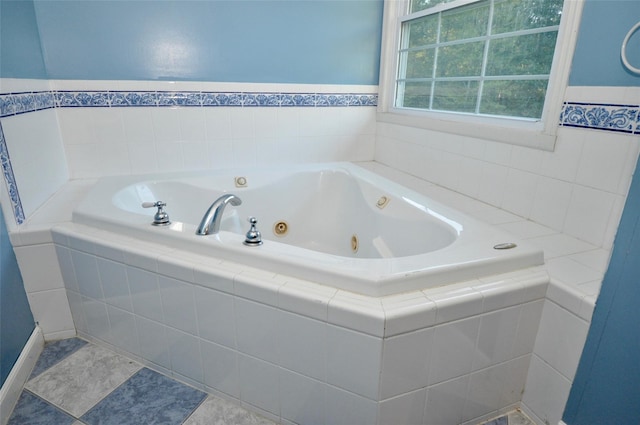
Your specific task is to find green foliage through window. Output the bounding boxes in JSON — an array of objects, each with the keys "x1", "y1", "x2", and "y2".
[{"x1": 396, "y1": 0, "x2": 563, "y2": 120}]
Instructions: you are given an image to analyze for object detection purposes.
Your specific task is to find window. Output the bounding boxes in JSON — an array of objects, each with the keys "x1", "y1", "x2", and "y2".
[{"x1": 378, "y1": 0, "x2": 584, "y2": 150}]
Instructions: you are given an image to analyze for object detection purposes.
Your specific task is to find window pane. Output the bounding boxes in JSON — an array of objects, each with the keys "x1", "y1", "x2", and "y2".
[
  {"x1": 411, "y1": 0, "x2": 450, "y2": 13},
  {"x1": 433, "y1": 81, "x2": 479, "y2": 112},
  {"x1": 406, "y1": 15, "x2": 439, "y2": 47},
  {"x1": 492, "y1": 0, "x2": 563, "y2": 34},
  {"x1": 406, "y1": 49, "x2": 435, "y2": 78},
  {"x1": 480, "y1": 79, "x2": 547, "y2": 118},
  {"x1": 440, "y1": 2, "x2": 489, "y2": 42},
  {"x1": 436, "y1": 42, "x2": 485, "y2": 77},
  {"x1": 401, "y1": 81, "x2": 433, "y2": 108},
  {"x1": 486, "y1": 32, "x2": 558, "y2": 75}
]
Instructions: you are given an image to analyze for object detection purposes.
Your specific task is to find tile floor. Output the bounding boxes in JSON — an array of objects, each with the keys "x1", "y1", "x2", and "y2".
[
  {"x1": 8, "y1": 337, "x2": 534, "y2": 425},
  {"x1": 8, "y1": 338, "x2": 275, "y2": 425}
]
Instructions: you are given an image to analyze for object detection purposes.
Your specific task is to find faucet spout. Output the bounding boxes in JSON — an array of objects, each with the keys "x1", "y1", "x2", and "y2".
[{"x1": 196, "y1": 194, "x2": 242, "y2": 235}]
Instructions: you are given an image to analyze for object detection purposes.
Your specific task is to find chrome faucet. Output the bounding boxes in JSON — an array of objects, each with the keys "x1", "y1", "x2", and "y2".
[{"x1": 196, "y1": 194, "x2": 242, "y2": 235}]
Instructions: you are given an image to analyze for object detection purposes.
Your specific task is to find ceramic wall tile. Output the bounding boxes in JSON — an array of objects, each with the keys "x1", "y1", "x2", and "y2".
[
  {"x1": 379, "y1": 328, "x2": 433, "y2": 399},
  {"x1": 326, "y1": 324, "x2": 383, "y2": 399},
  {"x1": 200, "y1": 340, "x2": 239, "y2": 399},
  {"x1": 533, "y1": 300, "x2": 589, "y2": 380},
  {"x1": 157, "y1": 276, "x2": 198, "y2": 335},
  {"x1": 428, "y1": 317, "x2": 480, "y2": 385},
  {"x1": 325, "y1": 385, "x2": 378, "y2": 425},
  {"x1": 194, "y1": 286, "x2": 236, "y2": 349},
  {"x1": 238, "y1": 354, "x2": 280, "y2": 416},
  {"x1": 378, "y1": 388, "x2": 426, "y2": 425},
  {"x1": 135, "y1": 316, "x2": 171, "y2": 370},
  {"x1": 97, "y1": 257, "x2": 132, "y2": 312},
  {"x1": 424, "y1": 374, "x2": 470, "y2": 425},
  {"x1": 522, "y1": 355, "x2": 572, "y2": 425},
  {"x1": 27, "y1": 289, "x2": 75, "y2": 338},
  {"x1": 279, "y1": 369, "x2": 326, "y2": 425},
  {"x1": 127, "y1": 266, "x2": 163, "y2": 323},
  {"x1": 105, "y1": 305, "x2": 140, "y2": 356},
  {"x1": 473, "y1": 306, "x2": 521, "y2": 370},
  {"x1": 165, "y1": 327, "x2": 204, "y2": 384},
  {"x1": 15, "y1": 243, "x2": 65, "y2": 293},
  {"x1": 277, "y1": 311, "x2": 327, "y2": 381},
  {"x1": 234, "y1": 298, "x2": 280, "y2": 364}
]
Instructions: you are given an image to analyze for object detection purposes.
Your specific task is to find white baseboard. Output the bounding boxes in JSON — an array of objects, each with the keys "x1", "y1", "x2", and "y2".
[{"x1": 0, "y1": 326, "x2": 44, "y2": 425}]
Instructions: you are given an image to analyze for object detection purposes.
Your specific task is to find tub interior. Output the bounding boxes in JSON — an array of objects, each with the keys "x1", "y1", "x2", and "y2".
[
  {"x1": 73, "y1": 163, "x2": 544, "y2": 296},
  {"x1": 112, "y1": 169, "x2": 459, "y2": 258}
]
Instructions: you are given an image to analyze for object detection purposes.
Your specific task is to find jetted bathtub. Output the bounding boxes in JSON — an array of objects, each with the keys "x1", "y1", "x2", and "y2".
[{"x1": 72, "y1": 162, "x2": 543, "y2": 296}]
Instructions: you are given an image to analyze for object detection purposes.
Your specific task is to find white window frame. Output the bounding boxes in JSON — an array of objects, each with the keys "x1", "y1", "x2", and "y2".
[{"x1": 377, "y1": 0, "x2": 585, "y2": 151}]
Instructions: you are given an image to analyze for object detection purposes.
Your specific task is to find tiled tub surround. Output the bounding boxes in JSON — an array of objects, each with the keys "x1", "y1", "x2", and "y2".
[
  {"x1": 6, "y1": 161, "x2": 606, "y2": 425},
  {"x1": 52, "y1": 219, "x2": 548, "y2": 425}
]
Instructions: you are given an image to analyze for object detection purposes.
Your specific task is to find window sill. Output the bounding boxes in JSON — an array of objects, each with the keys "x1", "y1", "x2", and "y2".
[{"x1": 376, "y1": 109, "x2": 557, "y2": 151}]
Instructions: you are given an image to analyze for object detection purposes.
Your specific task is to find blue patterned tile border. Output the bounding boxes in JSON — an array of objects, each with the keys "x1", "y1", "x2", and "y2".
[
  {"x1": 0, "y1": 91, "x2": 378, "y2": 117},
  {"x1": 0, "y1": 91, "x2": 56, "y2": 118},
  {"x1": 560, "y1": 102, "x2": 640, "y2": 134},
  {"x1": 53, "y1": 90, "x2": 378, "y2": 108},
  {"x1": 0, "y1": 90, "x2": 377, "y2": 117},
  {"x1": 0, "y1": 121, "x2": 25, "y2": 225}
]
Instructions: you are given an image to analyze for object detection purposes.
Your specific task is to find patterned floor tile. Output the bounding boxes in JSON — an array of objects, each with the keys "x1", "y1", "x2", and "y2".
[
  {"x1": 183, "y1": 396, "x2": 277, "y2": 425},
  {"x1": 7, "y1": 391, "x2": 76, "y2": 425},
  {"x1": 30, "y1": 338, "x2": 88, "y2": 379},
  {"x1": 80, "y1": 367, "x2": 207, "y2": 425},
  {"x1": 25, "y1": 343, "x2": 141, "y2": 417},
  {"x1": 484, "y1": 416, "x2": 508, "y2": 425},
  {"x1": 507, "y1": 410, "x2": 535, "y2": 425}
]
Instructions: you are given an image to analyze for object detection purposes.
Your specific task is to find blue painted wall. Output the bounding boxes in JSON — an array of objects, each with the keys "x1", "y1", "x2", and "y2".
[
  {"x1": 4, "y1": 0, "x2": 639, "y2": 87},
  {"x1": 30, "y1": 0, "x2": 383, "y2": 84},
  {"x1": 563, "y1": 1, "x2": 640, "y2": 421},
  {"x1": 0, "y1": 205, "x2": 35, "y2": 387},
  {"x1": 563, "y1": 150, "x2": 640, "y2": 424},
  {"x1": 569, "y1": 0, "x2": 640, "y2": 86},
  {"x1": 0, "y1": 0, "x2": 48, "y2": 80}
]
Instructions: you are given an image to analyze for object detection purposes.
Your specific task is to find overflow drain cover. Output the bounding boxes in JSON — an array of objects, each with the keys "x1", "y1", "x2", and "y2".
[{"x1": 493, "y1": 242, "x2": 517, "y2": 250}]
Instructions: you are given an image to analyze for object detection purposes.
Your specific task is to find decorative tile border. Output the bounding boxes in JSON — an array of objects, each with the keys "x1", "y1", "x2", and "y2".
[
  {"x1": 0, "y1": 90, "x2": 378, "y2": 118},
  {"x1": 0, "y1": 121, "x2": 25, "y2": 225},
  {"x1": 560, "y1": 102, "x2": 640, "y2": 134},
  {"x1": 0, "y1": 91, "x2": 56, "y2": 118}
]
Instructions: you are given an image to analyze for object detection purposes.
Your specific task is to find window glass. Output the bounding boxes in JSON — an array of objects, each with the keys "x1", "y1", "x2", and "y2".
[
  {"x1": 395, "y1": 0, "x2": 563, "y2": 120},
  {"x1": 492, "y1": 0, "x2": 563, "y2": 34}
]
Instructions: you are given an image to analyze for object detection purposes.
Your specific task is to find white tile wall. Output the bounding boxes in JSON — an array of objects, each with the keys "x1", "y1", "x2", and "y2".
[
  {"x1": 424, "y1": 374, "x2": 470, "y2": 424},
  {"x1": 279, "y1": 369, "x2": 326, "y2": 425},
  {"x1": 379, "y1": 328, "x2": 433, "y2": 399},
  {"x1": 522, "y1": 355, "x2": 572, "y2": 425},
  {"x1": 428, "y1": 317, "x2": 481, "y2": 385},
  {"x1": 54, "y1": 94, "x2": 376, "y2": 179},
  {"x1": 1, "y1": 109, "x2": 69, "y2": 220},
  {"x1": 532, "y1": 300, "x2": 590, "y2": 381},
  {"x1": 375, "y1": 121, "x2": 639, "y2": 253},
  {"x1": 200, "y1": 339, "x2": 239, "y2": 398}
]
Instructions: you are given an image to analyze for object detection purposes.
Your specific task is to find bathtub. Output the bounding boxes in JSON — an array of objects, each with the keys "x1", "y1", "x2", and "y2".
[{"x1": 72, "y1": 162, "x2": 543, "y2": 296}]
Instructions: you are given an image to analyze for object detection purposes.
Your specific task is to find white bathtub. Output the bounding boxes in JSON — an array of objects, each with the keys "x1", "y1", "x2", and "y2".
[{"x1": 72, "y1": 162, "x2": 543, "y2": 296}]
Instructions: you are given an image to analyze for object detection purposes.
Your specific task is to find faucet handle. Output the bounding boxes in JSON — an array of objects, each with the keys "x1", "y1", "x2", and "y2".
[
  {"x1": 142, "y1": 201, "x2": 171, "y2": 226},
  {"x1": 243, "y1": 216, "x2": 263, "y2": 246}
]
